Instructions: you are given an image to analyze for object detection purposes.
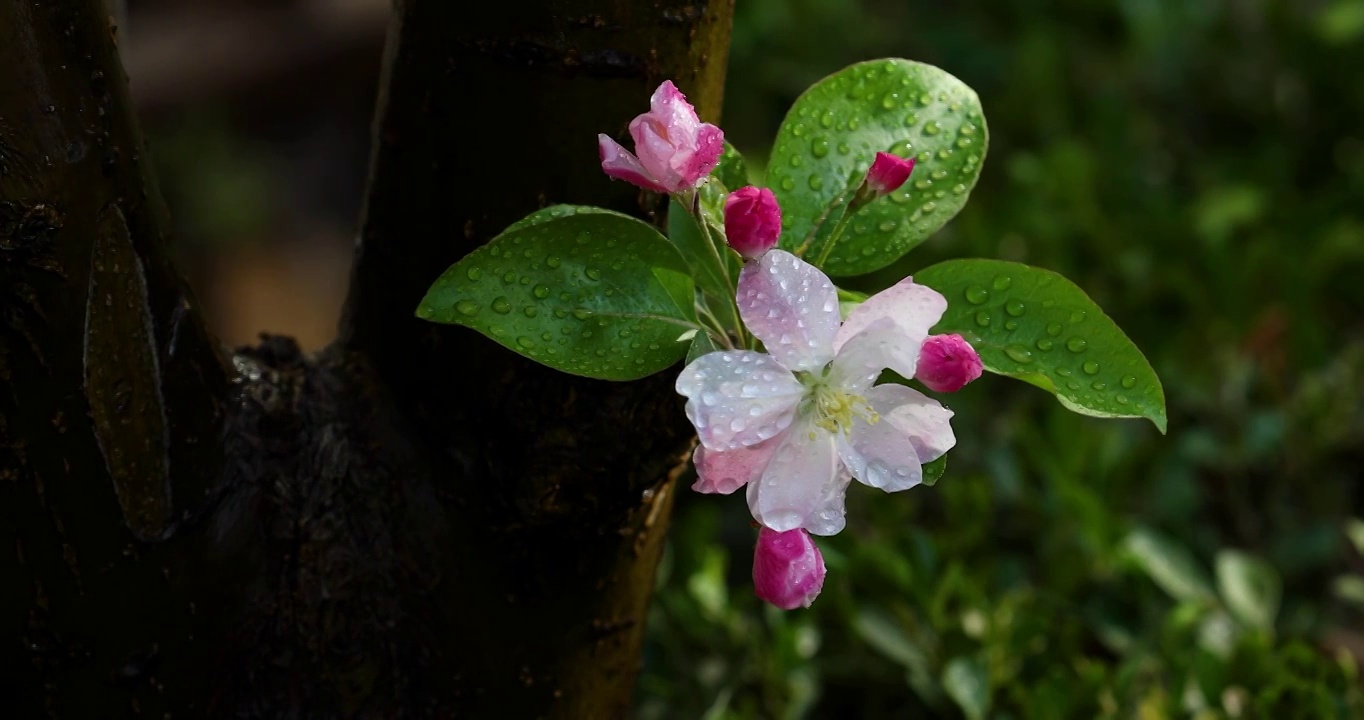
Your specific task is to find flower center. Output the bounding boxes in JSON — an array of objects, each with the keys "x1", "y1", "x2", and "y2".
[{"x1": 799, "y1": 371, "x2": 878, "y2": 436}]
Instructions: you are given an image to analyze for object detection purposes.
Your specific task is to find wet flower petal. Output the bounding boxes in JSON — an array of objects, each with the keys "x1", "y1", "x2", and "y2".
[
  {"x1": 737, "y1": 249, "x2": 841, "y2": 373},
  {"x1": 676, "y1": 351, "x2": 805, "y2": 452}
]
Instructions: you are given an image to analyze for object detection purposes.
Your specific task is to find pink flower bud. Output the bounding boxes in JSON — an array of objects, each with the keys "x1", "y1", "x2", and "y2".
[
  {"x1": 752, "y1": 527, "x2": 826, "y2": 610},
  {"x1": 723, "y1": 186, "x2": 782, "y2": 258},
  {"x1": 916, "y1": 333, "x2": 983, "y2": 393},
  {"x1": 597, "y1": 80, "x2": 724, "y2": 194},
  {"x1": 864, "y1": 152, "x2": 916, "y2": 197}
]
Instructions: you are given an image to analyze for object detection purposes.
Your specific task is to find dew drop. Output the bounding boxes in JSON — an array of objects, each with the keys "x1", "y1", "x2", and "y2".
[
  {"x1": 781, "y1": 176, "x2": 796, "y2": 190},
  {"x1": 1082, "y1": 361, "x2": 1101, "y2": 375},
  {"x1": 585, "y1": 267, "x2": 602, "y2": 281},
  {"x1": 1069, "y1": 310, "x2": 1087, "y2": 324},
  {"x1": 1035, "y1": 339, "x2": 1053, "y2": 351},
  {"x1": 877, "y1": 221, "x2": 896, "y2": 232},
  {"x1": 952, "y1": 183, "x2": 968, "y2": 195},
  {"x1": 916, "y1": 151, "x2": 932, "y2": 162},
  {"x1": 881, "y1": 93, "x2": 898, "y2": 109},
  {"x1": 930, "y1": 169, "x2": 948, "y2": 181},
  {"x1": 1005, "y1": 300, "x2": 1026, "y2": 317},
  {"x1": 956, "y1": 138, "x2": 973, "y2": 149},
  {"x1": 993, "y1": 276, "x2": 1013, "y2": 291},
  {"x1": 1046, "y1": 323, "x2": 1063, "y2": 337},
  {"x1": 491, "y1": 297, "x2": 512, "y2": 314},
  {"x1": 502, "y1": 271, "x2": 517, "y2": 284},
  {"x1": 903, "y1": 113, "x2": 919, "y2": 127},
  {"x1": 808, "y1": 174, "x2": 824, "y2": 191},
  {"x1": 923, "y1": 121, "x2": 941, "y2": 136},
  {"x1": 792, "y1": 123, "x2": 806, "y2": 137},
  {"x1": 1121, "y1": 376, "x2": 1137, "y2": 389},
  {"x1": 974, "y1": 310, "x2": 991, "y2": 327},
  {"x1": 1091, "y1": 381, "x2": 1107, "y2": 391},
  {"x1": 466, "y1": 267, "x2": 483, "y2": 281},
  {"x1": 837, "y1": 142, "x2": 851, "y2": 155},
  {"x1": 516, "y1": 336, "x2": 536, "y2": 349},
  {"x1": 936, "y1": 149, "x2": 951, "y2": 160},
  {"x1": 1005, "y1": 319, "x2": 1019, "y2": 330},
  {"x1": 572, "y1": 308, "x2": 591, "y2": 320},
  {"x1": 917, "y1": 92, "x2": 932, "y2": 106},
  {"x1": 533, "y1": 284, "x2": 551, "y2": 299},
  {"x1": 546, "y1": 256, "x2": 561, "y2": 269},
  {"x1": 523, "y1": 306, "x2": 538, "y2": 318},
  {"x1": 812, "y1": 139, "x2": 829, "y2": 158},
  {"x1": 1116, "y1": 395, "x2": 1129, "y2": 404},
  {"x1": 1005, "y1": 345, "x2": 1034, "y2": 364},
  {"x1": 1056, "y1": 367, "x2": 1072, "y2": 377},
  {"x1": 921, "y1": 201, "x2": 937, "y2": 213},
  {"x1": 1067, "y1": 380, "x2": 1081, "y2": 391},
  {"x1": 914, "y1": 179, "x2": 933, "y2": 190},
  {"x1": 848, "y1": 117, "x2": 861, "y2": 130},
  {"x1": 890, "y1": 139, "x2": 915, "y2": 157},
  {"x1": 416, "y1": 304, "x2": 435, "y2": 319},
  {"x1": 964, "y1": 286, "x2": 990, "y2": 304},
  {"x1": 820, "y1": 111, "x2": 835, "y2": 129},
  {"x1": 1066, "y1": 337, "x2": 1088, "y2": 353}
]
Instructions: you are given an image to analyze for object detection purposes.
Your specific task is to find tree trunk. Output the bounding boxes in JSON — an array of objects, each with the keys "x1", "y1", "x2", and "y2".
[{"x1": 1, "y1": 0, "x2": 733, "y2": 717}]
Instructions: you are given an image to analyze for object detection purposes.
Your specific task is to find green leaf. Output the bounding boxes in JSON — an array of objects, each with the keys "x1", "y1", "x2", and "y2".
[
  {"x1": 685, "y1": 329, "x2": 719, "y2": 365},
  {"x1": 418, "y1": 210, "x2": 696, "y2": 381},
  {"x1": 503, "y1": 203, "x2": 633, "y2": 233},
  {"x1": 712, "y1": 141, "x2": 749, "y2": 191},
  {"x1": 668, "y1": 198, "x2": 733, "y2": 304},
  {"x1": 915, "y1": 258, "x2": 1167, "y2": 433},
  {"x1": 922, "y1": 454, "x2": 946, "y2": 487},
  {"x1": 768, "y1": 58, "x2": 988, "y2": 276},
  {"x1": 942, "y1": 656, "x2": 991, "y2": 720},
  {"x1": 1215, "y1": 550, "x2": 1281, "y2": 632},
  {"x1": 1122, "y1": 527, "x2": 1216, "y2": 604}
]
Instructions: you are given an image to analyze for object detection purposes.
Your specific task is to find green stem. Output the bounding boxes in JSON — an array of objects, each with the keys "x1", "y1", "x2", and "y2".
[
  {"x1": 814, "y1": 202, "x2": 857, "y2": 268},
  {"x1": 690, "y1": 195, "x2": 748, "y2": 347}
]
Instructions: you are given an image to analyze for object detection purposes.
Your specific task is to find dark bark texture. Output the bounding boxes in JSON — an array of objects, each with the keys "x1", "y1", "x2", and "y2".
[{"x1": 1, "y1": 0, "x2": 733, "y2": 717}]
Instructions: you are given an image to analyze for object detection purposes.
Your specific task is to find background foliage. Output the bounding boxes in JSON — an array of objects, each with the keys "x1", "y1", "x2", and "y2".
[
  {"x1": 638, "y1": 1, "x2": 1364, "y2": 717},
  {"x1": 141, "y1": 0, "x2": 1363, "y2": 715}
]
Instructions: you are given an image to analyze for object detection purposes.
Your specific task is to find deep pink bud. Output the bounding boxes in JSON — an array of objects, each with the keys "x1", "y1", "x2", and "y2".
[
  {"x1": 753, "y1": 527, "x2": 826, "y2": 610},
  {"x1": 916, "y1": 333, "x2": 984, "y2": 393},
  {"x1": 724, "y1": 186, "x2": 782, "y2": 258},
  {"x1": 598, "y1": 80, "x2": 724, "y2": 194},
  {"x1": 865, "y1": 152, "x2": 916, "y2": 196}
]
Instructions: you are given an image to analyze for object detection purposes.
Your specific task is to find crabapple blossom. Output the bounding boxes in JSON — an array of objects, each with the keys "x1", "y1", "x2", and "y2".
[
  {"x1": 916, "y1": 333, "x2": 984, "y2": 393},
  {"x1": 752, "y1": 527, "x2": 826, "y2": 610},
  {"x1": 675, "y1": 249, "x2": 957, "y2": 535},
  {"x1": 597, "y1": 81, "x2": 724, "y2": 194},
  {"x1": 723, "y1": 186, "x2": 782, "y2": 258}
]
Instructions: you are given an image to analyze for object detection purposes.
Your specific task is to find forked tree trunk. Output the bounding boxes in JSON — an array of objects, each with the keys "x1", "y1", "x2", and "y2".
[{"x1": 0, "y1": 0, "x2": 733, "y2": 716}]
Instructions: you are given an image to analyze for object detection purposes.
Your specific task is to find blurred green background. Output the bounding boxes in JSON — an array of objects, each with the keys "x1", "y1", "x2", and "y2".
[
  {"x1": 642, "y1": 1, "x2": 1364, "y2": 718},
  {"x1": 136, "y1": 0, "x2": 1363, "y2": 716}
]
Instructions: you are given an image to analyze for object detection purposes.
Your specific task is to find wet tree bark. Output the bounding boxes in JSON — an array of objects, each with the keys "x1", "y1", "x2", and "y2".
[{"x1": 1, "y1": 0, "x2": 732, "y2": 717}]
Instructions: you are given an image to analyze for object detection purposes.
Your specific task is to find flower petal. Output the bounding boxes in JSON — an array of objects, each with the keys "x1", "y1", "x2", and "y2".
[
  {"x1": 834, "y1": 277, "x2": 947, "y2": 357},
  {"x1": 826, "y1": 318, "x2": 920, "y2": 393},
  {"x1": 737, "y1": 249, "x2": 840, "y2": 373},
  {"x1": 598, "y1": 134, "x2": 668, "y2": 192},
  {"x1": 871, "y1": 383, "x2": 956, "y2": 463},
  {"x1": 836, "y1": 405, "x2": 923, "y2": 493},
  {"x1": 745, "y1": 419, "x2": 840, "y2": 532},
  {"x1": 675, "y1": 351, "x2": 805, "y2": 451},
  {"x1": 692, "y1": 435, "x2": 781, "y2": 495},
  {"x1": 629, "y1": 115, "x2": 684, "y2": 191},
  {"x1": 649, "y1": 80, "x2": 701, "y2": 138},
  {"x1": 677, "y1": 122, "x2": 724, "y2": 185}
]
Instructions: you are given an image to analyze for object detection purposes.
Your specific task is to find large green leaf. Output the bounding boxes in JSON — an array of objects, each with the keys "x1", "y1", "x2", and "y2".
[
  {"x1": 417, "y1": 211, "x2": 696, "y2": 381},
  {"x1": 712, "y1": 141, "x2": 750, "y2": 192},
  {"x1": 767, "y1": 58, "x2": 988, "y2": 276},
  {"x1": 915, "y1": 259, "x2": 1167, "y2": 432}
]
